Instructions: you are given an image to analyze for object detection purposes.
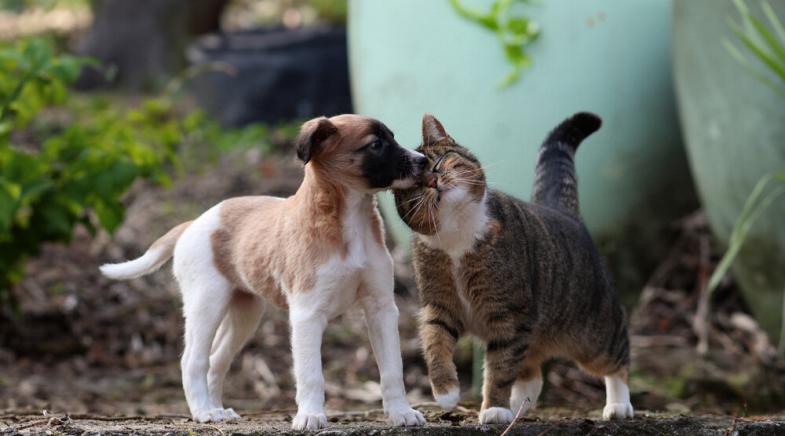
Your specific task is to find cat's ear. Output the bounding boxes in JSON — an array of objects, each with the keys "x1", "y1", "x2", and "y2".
[
  {"x1": 422, "y1": 113, "x2": 451, "y2": 146},
  {"x1": 296, "y1": 116, "x2": 338, "y2": 163}
]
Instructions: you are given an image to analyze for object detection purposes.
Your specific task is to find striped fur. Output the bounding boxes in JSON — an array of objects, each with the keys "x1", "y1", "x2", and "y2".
[{"x1": 394, "y1": 113, "x2": 633, "y2": 423}]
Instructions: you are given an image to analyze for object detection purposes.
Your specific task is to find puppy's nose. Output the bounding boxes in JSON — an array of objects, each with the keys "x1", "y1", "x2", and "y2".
[{"x1": 413, "y1": 155, "x2": 428, "y2": 171}]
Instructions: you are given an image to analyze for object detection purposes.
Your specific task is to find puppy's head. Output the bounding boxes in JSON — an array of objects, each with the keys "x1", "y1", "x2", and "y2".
[{"x1": 296, "y1": 114, "x2": 427, "y2": 191}]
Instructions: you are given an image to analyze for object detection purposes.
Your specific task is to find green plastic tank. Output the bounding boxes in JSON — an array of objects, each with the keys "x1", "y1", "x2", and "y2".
[
  {"x1": 348, "y1": 0, "x2": 693, "y2": 250},
  {"x1": 674, "y1": 0, "x2": 785, "y2": 338}
]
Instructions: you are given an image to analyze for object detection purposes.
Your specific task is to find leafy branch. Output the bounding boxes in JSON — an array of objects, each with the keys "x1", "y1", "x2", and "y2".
[{"x1": 449, "y1": 0, "x2": 541, "y2": 88}]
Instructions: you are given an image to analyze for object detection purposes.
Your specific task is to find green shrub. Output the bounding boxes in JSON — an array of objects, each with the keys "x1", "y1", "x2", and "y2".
[{"x1": 0, "y1": 38, "x2": 179, "y2": 302}]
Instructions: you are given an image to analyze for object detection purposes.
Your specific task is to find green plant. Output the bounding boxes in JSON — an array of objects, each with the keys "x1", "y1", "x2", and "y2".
[
  {"x1": 449, "y1": 0, "x2": 541, "y2": 88},
  {"x1": 308, "y1": 0, "x2": 347, "y2": 25},
  {"x1": 725, "y1": 0, "x2": 785, "y2": 97},
  {"x1": 0, "y1": 38, "x2": 179, "y2": 302},
  {"x1": 694, "y1": 172, "x2": 785, "y2": 355}
]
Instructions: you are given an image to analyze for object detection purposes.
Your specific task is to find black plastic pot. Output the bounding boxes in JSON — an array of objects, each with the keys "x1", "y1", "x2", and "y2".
[{"x1": 187, "y1": 25, "x2": 352, "y2": 126}]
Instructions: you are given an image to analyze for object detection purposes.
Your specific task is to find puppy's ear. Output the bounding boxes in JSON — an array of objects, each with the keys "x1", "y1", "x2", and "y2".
[
  {"x1": 296, "y1": 116, "x2": 338, "y2": 163},
  {"x1": 422, "y1": 113, "x2": 451, "y2": 146}
]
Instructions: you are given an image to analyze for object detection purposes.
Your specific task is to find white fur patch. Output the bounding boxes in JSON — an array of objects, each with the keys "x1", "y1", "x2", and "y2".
[
  {"x1": 510, "y1": 376, "x2": 543, "y2": 416},
  {"x1": 602, "y1": 374, "x2": 634, "y2": 419},
  {"x1": 479, "y1": 407, "x2": 513, "y2": 424},
  {"x1": 99, "y1": 246, "x2": 167, "y2": 280},
  {"x1": 421, "y1": 189, "x2": 488, "y2": 261},
  {"x1": 433, "y1": 385, "x2": 460, "y2": 411}
]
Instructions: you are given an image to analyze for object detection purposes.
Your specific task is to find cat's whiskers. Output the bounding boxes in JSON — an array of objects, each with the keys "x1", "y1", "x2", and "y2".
[
  {"x1": 402, "y1": 193, "x2": 427, "y2": 222},
  {"x1": 451, "y1": 177, "x2": 485, "y2": 187},
  {"x1": 428, "y1": 199, "x2": 442, "y2": 244},
  {"x1": 401, "y1": 192, "x2": 425, "y2": 206}
]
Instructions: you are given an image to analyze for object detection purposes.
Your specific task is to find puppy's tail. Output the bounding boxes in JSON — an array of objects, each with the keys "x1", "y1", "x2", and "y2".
[{"x1": 100, "y1": 221, "x2": 193, "y2": 280}]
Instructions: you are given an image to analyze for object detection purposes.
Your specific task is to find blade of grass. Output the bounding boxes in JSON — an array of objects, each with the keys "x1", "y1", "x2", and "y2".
[
  {"x1": 706, "y1": 174, "x2": 785, "y2": 294},
  {"x1": 730, "y1": 21, "x2": 785, "y2": 81},
  {"x1": 762, "y1": 1, "x2": 785, "y2": 46},
  {"x1": 748, "y1": 12, "x2": 785, "y2": 64},
  {"x1": 723, "y1": 39, "x2": 785, "y2": 96},
  {"x1": 780, "y1": 283, "x2": 785, "y2": 354}
]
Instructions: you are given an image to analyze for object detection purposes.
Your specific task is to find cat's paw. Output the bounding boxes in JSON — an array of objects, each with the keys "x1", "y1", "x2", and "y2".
[
  {"x1": 479, "y1": 407, "x2": 514, "y2": 425},
  {"x1": 602, "y1": 402, "x2": 634, "y2": 420},
  {"x1": 433, "y1": 386, "x2": 460, "y2": 411},
  {"x1": 192, "y1": 408, "x2": 237, "y2": 423},
  {"x1": 387, "y1": 406, "x2": 426, "y2": 427},
  {"x1": 292, "y1": 412, "x2": 327, "y2": 430}
]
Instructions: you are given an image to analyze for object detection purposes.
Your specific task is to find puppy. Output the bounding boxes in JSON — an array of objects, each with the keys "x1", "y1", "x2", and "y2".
[{"x1": 100, "y1": 115, "x2": 428, "y2": 430}]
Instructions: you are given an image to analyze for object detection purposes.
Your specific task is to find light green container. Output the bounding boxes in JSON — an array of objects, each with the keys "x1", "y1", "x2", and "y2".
[
  {"x1": 348, "y1": 0, "x2": 694, "y2": 256},
  {"x1": 674, "y1": 0, "x2": 785, "y2": 338}
]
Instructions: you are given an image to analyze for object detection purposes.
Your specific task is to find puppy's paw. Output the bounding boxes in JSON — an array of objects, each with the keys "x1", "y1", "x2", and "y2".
[
  {"x1": 387, "y1": 407, "x2": 426, "y2": 427},
  {"x1": 292, "y1": 412, "x2": 327, "y2": 431},
  {"x1": 433, "y1": 385, "x2": 460, "y2": 411},
  {"x1": 602, "y1": 402, "x2": 634, "y2": 420},
  {"x1": 192, "y1": 408, "x2": 232, "y2": 423},
  {"x1": 479, "y1": 407, "x2": 514, "y2": 425}
]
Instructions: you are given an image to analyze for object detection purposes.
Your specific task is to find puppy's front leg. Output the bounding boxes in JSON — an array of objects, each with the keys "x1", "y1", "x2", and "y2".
[
  {"x1": 361, "y1": 269, "x2": 426, "y2": 427},
  {"x1": 289, "y1": 307, "x2": 329, "y2": 431}
]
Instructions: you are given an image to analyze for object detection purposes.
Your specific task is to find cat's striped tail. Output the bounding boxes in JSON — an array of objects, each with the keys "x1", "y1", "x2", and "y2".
[{"x1": 531, "y1": 112, "x2": 601, "y2": 217}]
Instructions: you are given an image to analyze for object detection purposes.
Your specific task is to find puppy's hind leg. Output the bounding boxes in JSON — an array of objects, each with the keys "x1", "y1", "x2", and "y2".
[
  {"x1": 180, "y1": 278, "x2": 233, "y2": 423},
  {"x1": 207, "y1": 290, "x2": 264, "y2": 419}
]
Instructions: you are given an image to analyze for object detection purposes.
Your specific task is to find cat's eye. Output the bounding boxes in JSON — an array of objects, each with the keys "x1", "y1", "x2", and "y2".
[{"x1": 432, "y1": 151, "x2": 459, "y2": 173}]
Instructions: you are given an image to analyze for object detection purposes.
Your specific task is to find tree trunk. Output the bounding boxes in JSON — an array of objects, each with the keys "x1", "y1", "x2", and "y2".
[{"x1": 76, "y1": 0, "x2": 229, "y2": 90}]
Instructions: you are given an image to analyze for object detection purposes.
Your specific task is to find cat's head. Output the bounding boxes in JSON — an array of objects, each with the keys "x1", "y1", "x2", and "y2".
[{"x1": 393, "y1": 114, "x2": 486, "y2": 235}]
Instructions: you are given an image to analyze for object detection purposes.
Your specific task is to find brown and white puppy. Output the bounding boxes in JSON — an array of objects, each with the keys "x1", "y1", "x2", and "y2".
[{"x1": 100, "y1": 115, "x2": 428, "y2": 430}]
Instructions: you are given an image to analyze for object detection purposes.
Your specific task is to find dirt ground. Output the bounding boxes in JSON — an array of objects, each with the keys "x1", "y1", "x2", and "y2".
[
  {"x1": 3, "y1": 145, "x2": 785, "y2": 434},
  {"x1": 4, "y1": 409, "x2": 785, "y2": 435}
]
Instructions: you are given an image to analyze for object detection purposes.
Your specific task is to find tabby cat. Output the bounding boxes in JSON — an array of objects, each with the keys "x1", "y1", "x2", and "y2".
[{"x1": 393, "y1": 113, "x2": 634, "y2": 424}]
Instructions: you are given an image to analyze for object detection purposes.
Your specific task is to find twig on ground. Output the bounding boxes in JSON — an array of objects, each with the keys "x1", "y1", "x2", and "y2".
[
  {"x1": 500, "y1": 397, "x2": 530, "y2": 436},
  {"x1": 205, "y1": 424, "x2": 225, "y2": 435}
]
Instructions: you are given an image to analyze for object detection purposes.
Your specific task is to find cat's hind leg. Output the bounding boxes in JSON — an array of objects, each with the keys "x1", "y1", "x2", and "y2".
[
  {"x1": 602, "y1": 367, "x2": 634, "y2": 419},
  {"x1": 510, "y1": 364, "x2": 542, "y2": 417}
]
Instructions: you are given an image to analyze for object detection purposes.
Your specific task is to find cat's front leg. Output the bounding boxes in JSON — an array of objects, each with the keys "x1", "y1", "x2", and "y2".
[
  {"x1": 479, "y1": 336, "x2": 529, "y2": 425},
  {"x1": 420, "y1": 302, "x2": 464, "y2": 411}
]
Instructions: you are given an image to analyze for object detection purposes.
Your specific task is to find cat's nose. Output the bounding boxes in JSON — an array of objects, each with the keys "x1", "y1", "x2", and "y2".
[{"x1": 423, "y1": 173, "x2": 438, "y2": 189}]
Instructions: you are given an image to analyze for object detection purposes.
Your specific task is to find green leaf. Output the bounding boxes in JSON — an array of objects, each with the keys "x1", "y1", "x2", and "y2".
[
  {"x1": 762, "y1": 1, "x2": 785, "y2": 45},
  {"x1": 94, "y1": 199, "x2": 125, "y2": 232}
]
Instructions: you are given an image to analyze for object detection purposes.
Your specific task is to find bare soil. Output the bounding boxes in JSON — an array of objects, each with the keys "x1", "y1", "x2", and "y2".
[{"x1": 4, "y1": 409, "x2": 785, "y2": 435}]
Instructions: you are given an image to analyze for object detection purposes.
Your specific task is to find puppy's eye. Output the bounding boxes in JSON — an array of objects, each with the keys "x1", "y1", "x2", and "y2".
[{"x1": 368, "y1": 139, "x2": 383, "y2": 151}]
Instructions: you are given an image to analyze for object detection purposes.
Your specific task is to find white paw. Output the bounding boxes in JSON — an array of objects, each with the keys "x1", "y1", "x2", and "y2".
[
  {"x1": 509, "y1": 395, "x2": 535, "y2": 417},
  {"x1": 387, "y1": 407, "x2": 426, "y2": 427},
  {"x1": 433, "y1": 386, "x2": 460, "y2": 411},
  {"x1": 602, "y1": 402, "x2": 634, "y2": 420},
  {"x1": 292, "y1": 412, "x2": 327, "y2": 431},
  {"x1": 221, "y1": 408, "x2": 241, "y2": 421},
  {"x1": 192, "y1": 408, "x2": 236, "y2": 423},
  {"x1": 479, "y1": 407, "x2": 514, "y2": 425}
]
